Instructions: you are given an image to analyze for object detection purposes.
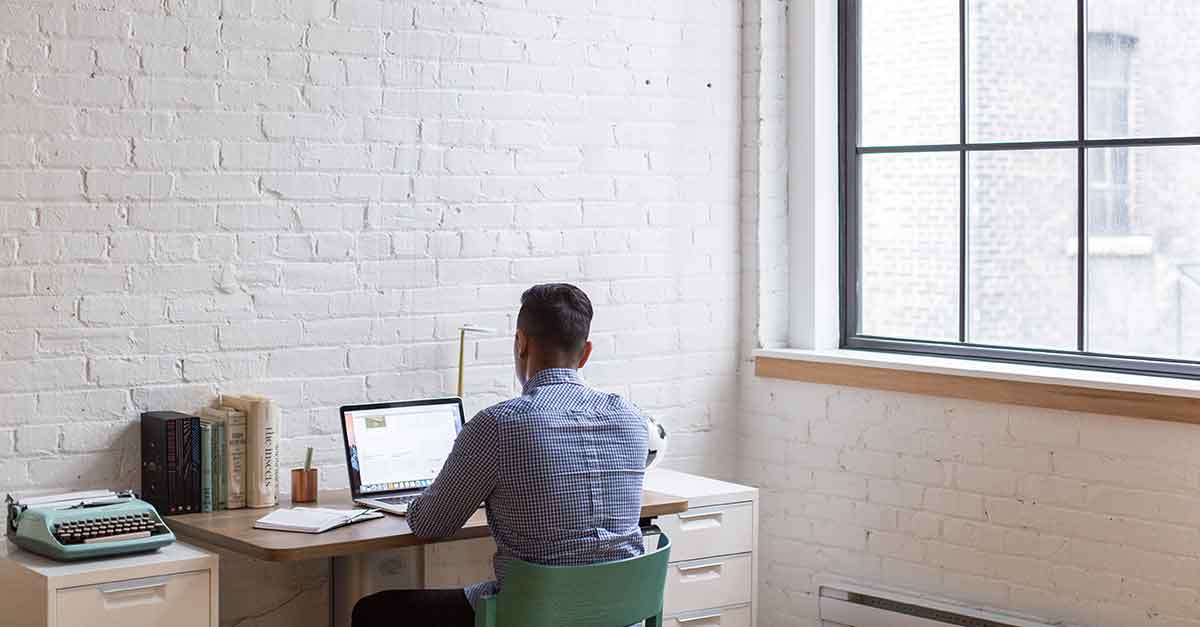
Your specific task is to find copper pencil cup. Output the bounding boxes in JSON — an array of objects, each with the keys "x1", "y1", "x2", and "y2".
[{"x1": 291, "y1": 468, "x2": 318, "y2": 503}]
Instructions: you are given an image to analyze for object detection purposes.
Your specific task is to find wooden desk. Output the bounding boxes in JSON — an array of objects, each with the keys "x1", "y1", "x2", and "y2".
[
  {"x1": 167, "y1": 489, "x2": 688, "y2": 627},
  {"x1": 167, "y1": 489, "x2": 688, "y2": 562}
]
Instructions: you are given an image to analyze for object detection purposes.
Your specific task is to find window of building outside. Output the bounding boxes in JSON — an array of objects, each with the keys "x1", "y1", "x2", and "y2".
[
  {"x1": 842, "y1": 0, "x2": 1200, "y2": 378},
  {"x1": 1087, "y1": 32, "x2": 1135, "y2": 235}
]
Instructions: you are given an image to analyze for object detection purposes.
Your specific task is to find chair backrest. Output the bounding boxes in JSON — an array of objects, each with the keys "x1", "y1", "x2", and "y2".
[{"x1": 478, "y1": 532, "x2": 672, "y2": 627}]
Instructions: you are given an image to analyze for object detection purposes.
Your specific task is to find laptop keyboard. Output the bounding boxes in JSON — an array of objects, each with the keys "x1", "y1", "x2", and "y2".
[{"x1": 376, "y1": 494, "x2": 419, "y2": 506}]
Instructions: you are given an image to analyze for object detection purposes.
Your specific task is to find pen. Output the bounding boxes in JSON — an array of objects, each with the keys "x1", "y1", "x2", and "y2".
[{"x1": 345, "y1": 508, "x2": 379, "y2": 524}]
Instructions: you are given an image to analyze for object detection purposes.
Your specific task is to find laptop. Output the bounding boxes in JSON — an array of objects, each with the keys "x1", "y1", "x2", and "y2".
[{"x1": 339, "y1": 398, "x2": 466, "y2": 515}]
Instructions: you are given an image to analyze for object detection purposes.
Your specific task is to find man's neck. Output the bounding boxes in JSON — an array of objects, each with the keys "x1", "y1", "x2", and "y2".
[
  {"x1": 525, "y1": 364, "x2": 576, "y2": 381},
  {"x1": 522, "y1": 364, "x2": 579, "y2": 392},
  {"x1": 526, "y1": 353, "x2": 579, "y2": 376}
]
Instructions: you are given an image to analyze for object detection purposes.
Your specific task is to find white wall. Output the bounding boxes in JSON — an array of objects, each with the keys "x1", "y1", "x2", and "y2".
[
  {"x1": 740, "y1": 3, "x2": 1200, "y2": 627},
  {"x1": 0, "y1": 0, "x2": 742, "y2": 491},
  {"x1": 0, "y1": 1, "x2": 742, "y2": 624},
  {"x1": 11, "y1": 1, "x2": 1199, "y2": 626},
  {"x1": 741, "y1": 372, "x2": 1200, "y2": 627}
]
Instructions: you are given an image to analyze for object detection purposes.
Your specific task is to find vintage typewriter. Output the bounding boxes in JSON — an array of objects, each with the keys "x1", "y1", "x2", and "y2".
[{"x1": 6, "y1": 490, "x2": 175, "y2": 561}]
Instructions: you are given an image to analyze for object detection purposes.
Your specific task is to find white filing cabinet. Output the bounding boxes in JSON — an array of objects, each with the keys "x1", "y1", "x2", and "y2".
[
  {"x1": 0, "y1": 540, "x2": 218, "y2": 627},
  {"x1": 644, "y1": 469, "x2": 759, "y2": 627}
]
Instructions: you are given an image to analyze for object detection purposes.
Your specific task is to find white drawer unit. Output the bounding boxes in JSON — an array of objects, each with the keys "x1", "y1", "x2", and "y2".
[
  {"x1": 58, "y1": 571, "x2": 211, "y2": 627},
  {"x1": 664, "y1": 553, "x2": 754, "y2": 615},
  {"x1": 0, "y1": 540, "x2": 217, "y2": 627},
  {"x1": 645, "y1": 469, "x2": 759, "y2": 627},
  {"x1": 657, "y1": 502, "x2": 755, "y2": 562}
]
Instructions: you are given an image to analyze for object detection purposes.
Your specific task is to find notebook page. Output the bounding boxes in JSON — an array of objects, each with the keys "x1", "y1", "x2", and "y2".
[{"x1": 254, "y1": 508, "x2": 379, "y2": 533}]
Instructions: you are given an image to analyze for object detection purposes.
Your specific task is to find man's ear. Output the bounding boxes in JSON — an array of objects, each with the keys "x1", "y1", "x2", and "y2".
[
  {"x1": 576, "y1": 340, "x2": 593, "y2": 369},
  {"x1": 515, "y1": 328, "x2": 529, "y2": 359}
]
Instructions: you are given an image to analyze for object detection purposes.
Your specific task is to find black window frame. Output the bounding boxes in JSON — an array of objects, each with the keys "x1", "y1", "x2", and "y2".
[{"x1": 838, "y1": 0, "x2": 1200, "y2": 379}]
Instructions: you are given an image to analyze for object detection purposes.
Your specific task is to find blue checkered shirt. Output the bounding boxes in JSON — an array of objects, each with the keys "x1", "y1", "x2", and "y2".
[{"x1": 407, "y1": 368, "x2": 648, "y2": 608}]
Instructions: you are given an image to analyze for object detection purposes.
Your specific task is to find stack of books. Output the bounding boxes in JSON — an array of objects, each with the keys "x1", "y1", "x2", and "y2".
[{"x1": 196, "y1": 395, "x2": 281, "y2": 512}]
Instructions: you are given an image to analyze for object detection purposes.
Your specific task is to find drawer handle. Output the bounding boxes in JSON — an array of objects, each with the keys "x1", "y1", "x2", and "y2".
[
  {"x1": 99, "y1": 576, "x2": 169, "y2": 595},
  {"x1": 677, "y1": 562, "x2": 724, "y2": 580},
  {"x1": 677, "y1": 611, "x2": 723, "y2": 624},
  {"x1": 677, "y1": 511, "x2": 724, "y2": 530},
  {"x1": 678, "y1": 510, "x2": 724, "y2": 522},
  {"x1": 97, "y1": 576, "x2": 171, "y2": 609}
]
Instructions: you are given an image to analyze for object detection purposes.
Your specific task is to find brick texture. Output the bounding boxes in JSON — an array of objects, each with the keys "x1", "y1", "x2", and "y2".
[
  {"x1": 0, "y1": 0, "x2": 740, "y2": 491},
  {"x1": 739, "y1": 2, "x2": 1200, "y2": 625},
  {"x1": 0, "y1": 1, "x2": 740, "y2": 625},
  {"x1": 10, "y1": 1, "x2": 1196, "y2": 627},
  {"x1": 739, "y1": 374, "x2": 1200, "y2": 627}
]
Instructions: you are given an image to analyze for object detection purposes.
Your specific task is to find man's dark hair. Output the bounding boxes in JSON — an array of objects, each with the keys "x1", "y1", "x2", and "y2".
[{"x1": 517, "y1": 283, "x2": 593, "y2": 356}]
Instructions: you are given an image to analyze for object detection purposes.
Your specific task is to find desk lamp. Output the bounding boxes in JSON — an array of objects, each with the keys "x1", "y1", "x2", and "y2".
[{"x1": 457, "y1": 325, "x2": 496, "y2": 398}]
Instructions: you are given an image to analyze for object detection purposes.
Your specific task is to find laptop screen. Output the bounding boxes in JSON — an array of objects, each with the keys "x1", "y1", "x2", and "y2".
[{"x1": 342, "y1": 401, "x2": 464, "y2": 495}]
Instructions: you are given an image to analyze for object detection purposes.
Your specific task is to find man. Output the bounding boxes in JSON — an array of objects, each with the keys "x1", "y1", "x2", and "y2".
[{"x1": 352, "y1": 283, "x2": 649, "y2": 627}]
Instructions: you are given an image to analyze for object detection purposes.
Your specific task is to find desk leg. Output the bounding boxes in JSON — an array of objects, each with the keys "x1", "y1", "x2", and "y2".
[{"x1": 330, "y1": 547, "x2": 427, "y2": 627}]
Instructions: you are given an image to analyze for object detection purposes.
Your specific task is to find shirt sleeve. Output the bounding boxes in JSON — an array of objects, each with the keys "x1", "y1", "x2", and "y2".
[{"x1": 406, "y1": 411, "x2": 498, "y2": 539}]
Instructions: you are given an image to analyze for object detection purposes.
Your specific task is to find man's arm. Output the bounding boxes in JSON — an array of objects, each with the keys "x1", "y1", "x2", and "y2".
[{"x1": 406, "y1": 411, "x2": 498, "y2": 539}]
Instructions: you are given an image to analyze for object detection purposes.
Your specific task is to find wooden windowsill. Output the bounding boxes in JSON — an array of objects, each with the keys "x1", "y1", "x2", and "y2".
[{"x1": 754, "y1": 349, "x2": 1200, "y2": 425}]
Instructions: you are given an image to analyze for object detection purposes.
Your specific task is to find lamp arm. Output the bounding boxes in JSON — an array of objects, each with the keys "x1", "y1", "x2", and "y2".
[
  {"x1": 457, "y1": 328, "x2": 467, "y2": 398},
  {"x1": 456, "y1": 325, "x2": 497, "y2": 399}
]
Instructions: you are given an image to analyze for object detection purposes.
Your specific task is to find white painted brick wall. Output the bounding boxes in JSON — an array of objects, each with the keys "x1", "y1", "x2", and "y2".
[
  {"x1": 21, "y1": 1, "x2": 1194, "y2": 626},
  {"x1": 739, "y1": 374, "x2": 1200, "y2": 627},
  {"x1": 0, "y1": 1, "x2": 741, "y2": 624},
  {"x1": 739, "y1": 3, "x2": 1200, "y2": 625}
]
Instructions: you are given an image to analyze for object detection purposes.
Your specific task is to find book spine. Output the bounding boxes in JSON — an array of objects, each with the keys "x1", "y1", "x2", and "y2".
[
  {"x1": 226, "y1": 414, "x2": 247, "y2": 509},
  {"x1": 185, "y1": 416, "x2": 201, "y2": 514},
  {"x1": 211, "y1": 421, "x2": 220, "y2": 510},
  {"x1": 216, "y1": 421, "x2": 227, "y2": 510},
  {"x1": 266, "y1": 400, "x2": 280, "y2": 506},
  {"x1": 141, "y1": 414, "x2": 168, "y2": 515},
  {"x1": 245, "y1": 400, "x2": 266, "y2": 508},
  {"x1": 245, "y1": 398, "x2": 279, "y2": 508},
  {"x1": 200, "y1": 421, "x2": 213, "y2": 513},
  {"x1": 166, "y1": 419, "x2": 177, "y2": 514}
]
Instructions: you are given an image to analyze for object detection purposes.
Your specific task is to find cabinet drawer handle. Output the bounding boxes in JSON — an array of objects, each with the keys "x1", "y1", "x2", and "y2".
[
  {"x1": 677, "y1": 611, "x2": 723, "y2": 624},
  {"x1": 677, "y1": 562, "x2": 724, "y2": 579},
  {"x1": 677, "y1": 510, "x2": 725, "y2": 531},
  {"x1": 98, "y1": 576, "x2": 169, "y2": 595},
  {"x1": 96, "y1": 576, "x2": 172, "y2": 609},
  {"x1": 678, "y1": 510, "x2": 724, "y2": 522}
]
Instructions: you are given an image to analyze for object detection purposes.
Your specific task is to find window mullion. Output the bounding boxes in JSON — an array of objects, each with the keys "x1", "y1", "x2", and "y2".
[
  {"x1": 838, "y1": 0, "x2": 860, "y2": 347},
  {"x1": 1077, "y1": 0, "x2": 1088, "y2": 352},
  {"x1": 959, "y1": 0, "x2": 968, "y2": 344}
]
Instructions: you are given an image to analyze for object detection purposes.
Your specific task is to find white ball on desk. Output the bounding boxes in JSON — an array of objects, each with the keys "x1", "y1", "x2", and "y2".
[{"x1": 645, "y1": 416, "x2": 668, "y2": 469}]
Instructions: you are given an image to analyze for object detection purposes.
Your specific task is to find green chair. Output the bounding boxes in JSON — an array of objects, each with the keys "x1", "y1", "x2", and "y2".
[{"x1": 474, "y1": 532, "x2": 673, "y2": 627}]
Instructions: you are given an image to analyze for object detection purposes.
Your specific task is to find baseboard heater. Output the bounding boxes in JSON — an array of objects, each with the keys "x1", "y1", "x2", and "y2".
[{"x1": 819, "y1": 584, "x2": 1055, "y2": 627}]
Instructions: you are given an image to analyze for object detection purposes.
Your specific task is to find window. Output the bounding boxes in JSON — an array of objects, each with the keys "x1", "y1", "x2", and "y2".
[
  {"x1": 1087, "y1": 32, "x2": 1135, "y2": 234},
  {"x1": 840, "y1": 0, "x2": 1200, "y2": 378}
]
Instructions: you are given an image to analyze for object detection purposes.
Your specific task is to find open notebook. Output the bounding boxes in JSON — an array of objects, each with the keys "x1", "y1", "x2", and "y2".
[{"x1": 253, "y1": 507, "x2": 384, "y2": 534}]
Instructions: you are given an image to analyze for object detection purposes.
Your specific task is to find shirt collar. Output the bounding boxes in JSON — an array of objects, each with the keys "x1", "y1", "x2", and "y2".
[{"x1": 522, "y1": 368, "x2": 585, "y2": 394}]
